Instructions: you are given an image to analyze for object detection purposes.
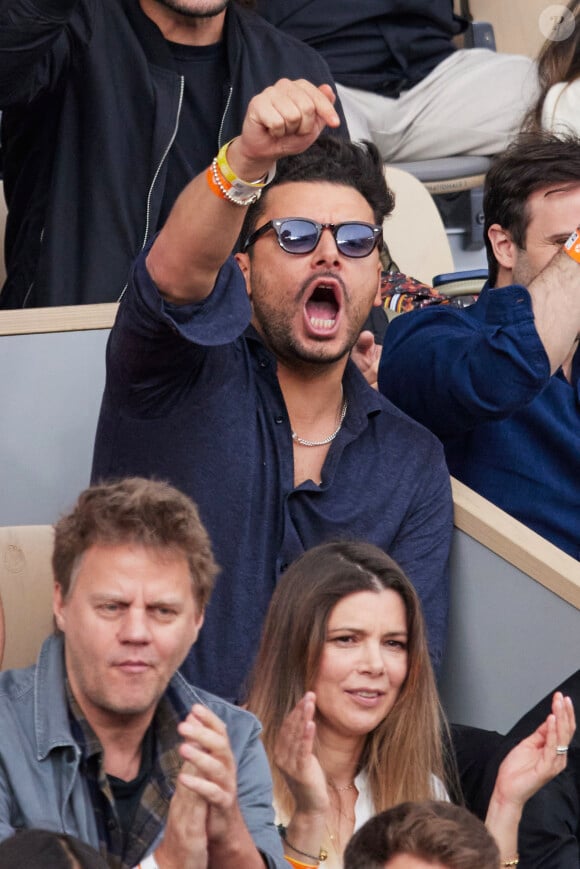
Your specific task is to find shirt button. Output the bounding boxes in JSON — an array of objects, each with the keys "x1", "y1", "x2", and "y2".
[
  {"x1": 107, "y1": 818, "x2": 117, "y2": 830},
  {"x1": 275, "y1": 415, "x2": 284, "y2": 424},
  {"x1": 259, "y1": 358, "x2": 268, "y2": 368}
]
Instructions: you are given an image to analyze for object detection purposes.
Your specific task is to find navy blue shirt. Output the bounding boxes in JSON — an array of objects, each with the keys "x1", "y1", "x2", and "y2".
[
  {"x1": 255, "y1": 0, "x2": 466, "y2": 96},
  {"x1": 92, "y1": 248, "x2": 452, "y2": 701},
  {"x1": 379, "y1": 284, "x2": 580, "y2": 560}
]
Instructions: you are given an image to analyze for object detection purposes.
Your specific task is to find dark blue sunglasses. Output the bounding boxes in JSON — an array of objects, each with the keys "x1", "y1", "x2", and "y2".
[{"x1": 243, "y1": 218, "x2": 383, "y2": 258}]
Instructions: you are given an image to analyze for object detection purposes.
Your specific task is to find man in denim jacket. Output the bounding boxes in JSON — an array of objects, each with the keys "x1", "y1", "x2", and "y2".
[{"x1": 0, "y1": 478, "x2": 285, "y2": 869}]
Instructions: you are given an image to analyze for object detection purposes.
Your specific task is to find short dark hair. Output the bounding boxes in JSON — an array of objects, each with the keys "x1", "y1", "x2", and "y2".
[
  {"x1": 344, "y1": 801, "x2": 500, "y2": 869},
  {"x1": 0, "y1": 829, "x2": 109, "y2": 868},
  {"x1": 484, "y1": 131, "x2": 580, "y2": 285},
  {"x1": 53, "y1": 478, "x2": 218, "y2": 609},
  {"x1": 240, "y1": 135, "x2": 395, "y2": 247}
]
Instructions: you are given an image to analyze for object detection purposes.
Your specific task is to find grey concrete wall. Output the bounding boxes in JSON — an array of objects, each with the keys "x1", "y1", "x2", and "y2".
[
  {"x1": 0, "y1": 329, "x2": 108, "y2": 525},
  {"x1": 439, "y1": 530, "x2": 579, "y2": 732}
]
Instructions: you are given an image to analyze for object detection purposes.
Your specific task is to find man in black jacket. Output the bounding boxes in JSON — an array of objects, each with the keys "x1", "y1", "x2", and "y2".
[{"x1": 0, "y1": 0, "x2": 346, "y2": 308}]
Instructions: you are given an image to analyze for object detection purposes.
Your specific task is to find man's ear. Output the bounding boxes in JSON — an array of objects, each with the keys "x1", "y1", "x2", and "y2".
[
  {"x1": 235, "y1": 252, "x2": 252, "y2": 298},
  {"x1": 487, "y1": 224, "x2": 517, "y2": 274},
  {"x1": 53, "y1": 583, "x2": 66, "y2": 632},
  {"x1": 373, "y1": 259, "x2": 382, "y2": 307},
  {"x1": 189, "y1": 606, "x2": 205, "y2": 647}
]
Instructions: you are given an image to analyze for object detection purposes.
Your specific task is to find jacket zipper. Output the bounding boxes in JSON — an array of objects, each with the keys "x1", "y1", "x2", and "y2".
[
  {"x1": 118, "y1": 74, "x2": 185, "y2": 302},
  {"x1": 218, "y1": 86, "x2": 233, "y2": 150},
  {"x1": 22, "y1": 226, "x2": 45, "y2": 306}
]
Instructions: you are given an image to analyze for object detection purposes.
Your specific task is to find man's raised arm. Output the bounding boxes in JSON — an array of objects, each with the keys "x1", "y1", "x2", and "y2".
[
  {"x1": 526, "y1": 241, "x2": 580, "y2": 376},
  {"x1": 146, "y1": 78, "x2": 340, "y2": 306}
]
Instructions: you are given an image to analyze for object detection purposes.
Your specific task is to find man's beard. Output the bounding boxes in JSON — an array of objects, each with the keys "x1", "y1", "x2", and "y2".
[
  {"x1": 249, "y1": 269, "x2": 373, "y2": 372},
  {"x1": 153, "y1": 0, "x2": 228, "y2": 18}
]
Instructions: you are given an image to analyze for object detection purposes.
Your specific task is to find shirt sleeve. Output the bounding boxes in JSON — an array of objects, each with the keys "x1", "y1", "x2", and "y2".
[
  {"x1": 235, "y1": 718, "x2": 287, "y2": 869},
  {"x1": 378, "y1": 286, "x2": 551, "y2": 440},
  {"x1": 0, "y1": 771, "x2": 15, "y2": 843},
  {"x1": 105, "y1": 244, "x2": 252, "y2": 415},
  {"x1": 385, "y1": 433, "x2": 452, "y2": 673}
]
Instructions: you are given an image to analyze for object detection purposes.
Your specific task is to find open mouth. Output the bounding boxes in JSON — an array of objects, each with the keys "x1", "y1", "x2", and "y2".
[{"x1": 304, "y1": 282, "x2": 341, "y2": 331}]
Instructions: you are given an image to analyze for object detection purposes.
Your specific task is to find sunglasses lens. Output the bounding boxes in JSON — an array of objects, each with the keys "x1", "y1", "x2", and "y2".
[
  {"x1": 336, "y1": 224, "x2": 377, "y2": 257},
  {"x1": 278, "y1": 220, "x2": 320, "y2": 254}
]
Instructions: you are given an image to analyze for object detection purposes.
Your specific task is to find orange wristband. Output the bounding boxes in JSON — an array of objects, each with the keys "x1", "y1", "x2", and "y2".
[
  {"x1": 284, "y1": 857, "x2": 319, "y2": 869},
  {"x1": 563, "y1": 229, "x2": 580, "y2": 264},
  {"x1": 206, "y1": 159, "x2": 261, "y2": 206},
  {"x1": 206, "y1": 165, "x2": 229, "y2": 201}
]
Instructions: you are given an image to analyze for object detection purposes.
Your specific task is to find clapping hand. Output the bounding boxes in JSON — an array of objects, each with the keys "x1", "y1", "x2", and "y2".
[
  {"x1": 493, "y1": 691, "x2": 575, "y2": 810},
  {"x1": 274, "y1": 692, "x2": 329, "y2": 816},
  {"x1": 155, "y1": 752, "x2": 209, "y2": 869}
]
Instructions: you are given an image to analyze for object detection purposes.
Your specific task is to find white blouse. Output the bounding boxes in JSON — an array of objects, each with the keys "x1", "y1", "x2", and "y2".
[
  {"x1": 542, "y1": 81, "x2": 580, "y2": 136},
  {"x1": 353, "y1": 769, "x2": 449, "y2": 831}
]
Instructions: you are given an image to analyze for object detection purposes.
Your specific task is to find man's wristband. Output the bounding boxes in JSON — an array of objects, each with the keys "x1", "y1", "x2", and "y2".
[
  {"x1": 563, "y1": 228, "x2": 580, "y2": 264},
  {"x1": 216, "y1": 138, "x2": 276, "y2": 189},
  {"x1": 207, "y1": 139, "x2": 277, "y2": 206}
]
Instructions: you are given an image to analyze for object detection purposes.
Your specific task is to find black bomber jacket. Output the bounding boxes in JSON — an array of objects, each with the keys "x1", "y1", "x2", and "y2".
[{"x1": 0, "y1": 0, "x2": 346, "y2": 307}]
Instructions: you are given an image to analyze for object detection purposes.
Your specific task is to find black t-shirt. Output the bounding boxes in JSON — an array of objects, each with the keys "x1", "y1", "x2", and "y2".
[
  {"x1": 108, "y1": 725, "x2": 156, "y2": 847},
  {"x1": 158, "y1": 40, "x2": 227, "y2": 228},
  {"x1": 255, "y1": 0, "x2": 467, "y2": 95}
]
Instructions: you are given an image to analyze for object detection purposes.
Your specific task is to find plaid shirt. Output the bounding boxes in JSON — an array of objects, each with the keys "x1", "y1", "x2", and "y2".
[{"x1": 67, "y1": 682, "x2": 188, "y2": 869}]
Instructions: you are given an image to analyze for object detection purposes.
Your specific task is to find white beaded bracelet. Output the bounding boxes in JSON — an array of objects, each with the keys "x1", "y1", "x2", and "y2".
[{"x1": 210, "y1": 158, "x2": 262, "y2": 207}]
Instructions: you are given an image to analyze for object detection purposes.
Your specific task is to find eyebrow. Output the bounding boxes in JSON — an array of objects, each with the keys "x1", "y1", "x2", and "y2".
[
  {"x1": 327, "y1": 626, "x2": 408, "y2": 637},
  {"x1": 543, "y1": 183, "x2": 580, "y2": 198},
  {"x1": 89, "y1": 592, "x2": 127, "y2": 602},
  {"x1": 544, "y1": 232, "x2": 573, "y2": 244},
  {"x1": 89, "y1": 592, "x2": 183, "y2": 607}
]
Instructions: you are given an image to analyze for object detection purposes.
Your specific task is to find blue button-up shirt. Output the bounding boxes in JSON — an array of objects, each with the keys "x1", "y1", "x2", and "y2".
[
  {"x1": 92, "y1": 248, "x2": 452, "y2": 701},
  {"x1": 379, "y1": 283, "x2": 580, "y2": 560}
]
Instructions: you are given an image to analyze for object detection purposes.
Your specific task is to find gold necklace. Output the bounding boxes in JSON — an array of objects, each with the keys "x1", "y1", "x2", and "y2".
[
  {"x1": 324, "y1": 786, "x2": 356, "y2": 857},
  {"x1": 328, "y1": 779, "x2": 356, "y2": 793}
]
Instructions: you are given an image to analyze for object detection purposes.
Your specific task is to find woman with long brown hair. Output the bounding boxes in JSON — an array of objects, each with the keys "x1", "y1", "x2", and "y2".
[
  {"x1": 523, "y1": 0, "x2": 580, "y2": 134},
  {"x1": 245, "y1": 540, "x2": 574, "y2": 869}
]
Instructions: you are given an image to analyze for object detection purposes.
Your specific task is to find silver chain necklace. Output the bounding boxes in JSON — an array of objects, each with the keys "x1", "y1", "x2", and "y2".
[{"x1": 291, "y1": 396, "x2": 348, "y2": 448}]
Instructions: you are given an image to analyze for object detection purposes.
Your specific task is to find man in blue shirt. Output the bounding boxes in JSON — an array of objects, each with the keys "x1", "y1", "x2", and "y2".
[
  {"x1": 379, "y1": 132, "x2": 580, "y2": 560},
  {"x1": 92, "y1": 79, "x2": 453, "y2": 702}
]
